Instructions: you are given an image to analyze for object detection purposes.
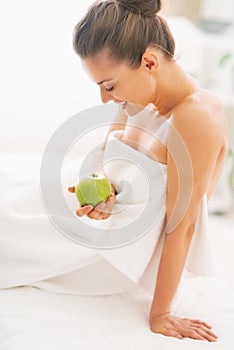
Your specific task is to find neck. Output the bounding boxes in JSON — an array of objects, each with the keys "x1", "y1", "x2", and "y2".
[{"x1": 152, "y1": 60, "x2": 200, "y2": 117}]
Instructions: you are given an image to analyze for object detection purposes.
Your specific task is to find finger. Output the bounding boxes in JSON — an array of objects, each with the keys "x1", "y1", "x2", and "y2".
[
  {"x1": 87, "y1": 202, "x2": 106, "y2": 219},
  {"x1": 184, "y1": 328, "x2": 216, "y2": 342},
  {"x1": 92, "y1": 195, "x2": 115, "y2": 218},
  {"x1": 68, "y1": 186, "x2": 75, "y2": 193},
  {"x1": 195, "y1": 328, "x2": 218, "y2": 342},
  {"x1": 92, "y1": 214, "x2": 110, "y2": 220},
  {"x1": 87, "y1": 194, "x2": 115, "y2": 220},
  {"x1": 95, "y1": 201, "x2": 107, "y2": 213},
  {"x1": 184, "y1": 329, "x2": 208, "y2": 341},
  {"x1": 76, "y1": 205, "x2": 93, "y2": 217},
  {"x1": 93, "y1": 211, "x2": 111, "y2": 220},
  {"x1": 190, "y1": 319, "x2": 212, "y2": 329},
  {"x1": 107, "y1": 192, "x2": 116, "y2": 203},
  {"x1": 101, "y1": 213, "x2": 111, "y2": 220},
  {"x1": 104, "y1": 193, "x2": 116, "y2": 212},
  {"x1": 190, "y1": 324, "x2": 218, "y2": 338},
  {"x1": 163, "y1": 330, "x2": 183, "y2": 340}
]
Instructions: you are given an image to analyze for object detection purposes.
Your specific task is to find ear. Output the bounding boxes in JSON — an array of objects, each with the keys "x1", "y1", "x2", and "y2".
[{"x1": 141, "y1": 49, "x2": 159, "y2": 71}]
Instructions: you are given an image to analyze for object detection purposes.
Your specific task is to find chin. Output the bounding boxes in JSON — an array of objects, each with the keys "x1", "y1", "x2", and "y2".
[{"x1": 123, "y1": 102, "x2": 146, "y2": 116}]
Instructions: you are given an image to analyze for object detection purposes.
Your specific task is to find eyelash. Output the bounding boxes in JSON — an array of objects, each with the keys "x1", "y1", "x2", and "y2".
[{"x1": 105, "y1": 86, "x2": 114, "y2": 92}]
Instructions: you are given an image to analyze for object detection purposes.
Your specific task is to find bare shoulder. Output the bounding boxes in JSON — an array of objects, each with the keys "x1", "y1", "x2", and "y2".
[
  {"x1": 170, "y1": 89, "x2": 228, "y2": 151},
  {"x1": 166, "y1": 89, "x2": 228, "y2": 199}
]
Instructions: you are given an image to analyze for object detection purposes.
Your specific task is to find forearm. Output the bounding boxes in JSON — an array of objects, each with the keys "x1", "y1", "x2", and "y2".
[{"x1": 149, "y1": 227, "x2": 194, "y2": 320}]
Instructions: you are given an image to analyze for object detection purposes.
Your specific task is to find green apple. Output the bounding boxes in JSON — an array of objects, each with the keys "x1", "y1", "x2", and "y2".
[{"x1": 75, "y1": 173, "x2": 112, "y2": 207}]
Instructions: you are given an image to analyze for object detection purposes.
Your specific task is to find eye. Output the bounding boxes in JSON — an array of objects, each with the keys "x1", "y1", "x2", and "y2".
[{"x1": 105, "y1": 86, "x2": 114, "y2": 92}]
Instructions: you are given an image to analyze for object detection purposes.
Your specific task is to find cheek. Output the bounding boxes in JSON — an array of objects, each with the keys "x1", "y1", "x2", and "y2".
[
  {"x1": 121, "y1": 80, "x2": 148, "y2": 98},
  {"x1": 130, "y1": 74, "x2": 154, "y2": 100},
  {"x1": 113, "y1": 74, "x2": 154, "y2": 104},
  {"x1": 128, "y1": 81, "x2": 154, "y2": 104}
]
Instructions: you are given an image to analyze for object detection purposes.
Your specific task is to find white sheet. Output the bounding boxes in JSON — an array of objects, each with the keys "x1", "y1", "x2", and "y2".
[
  {"x1": 0, "y1": 152, "x2": 234, "y2": 348},
  {"x1": 0, "y1": 259, "x2": 234, "y2": 350}
]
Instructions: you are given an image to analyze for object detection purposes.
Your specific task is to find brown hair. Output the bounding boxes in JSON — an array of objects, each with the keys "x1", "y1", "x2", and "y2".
[{"x1": 73, "y1": 0, "x2": 175, "y2": 68}]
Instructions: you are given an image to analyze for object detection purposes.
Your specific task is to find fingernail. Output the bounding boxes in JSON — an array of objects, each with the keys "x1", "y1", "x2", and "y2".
[{"x1": 210, "y1": 337, "x2": 217, "y2": 342}]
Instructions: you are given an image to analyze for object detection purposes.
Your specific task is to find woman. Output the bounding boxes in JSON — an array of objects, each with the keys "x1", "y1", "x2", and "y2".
[{"x1": 69, "y1": 0, "x2": 227, "y2": 341}]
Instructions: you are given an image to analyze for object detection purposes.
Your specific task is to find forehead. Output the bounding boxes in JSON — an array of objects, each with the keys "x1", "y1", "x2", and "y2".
[{"x1": 81, "y1": 50, "x2": 133, "y2": 83}]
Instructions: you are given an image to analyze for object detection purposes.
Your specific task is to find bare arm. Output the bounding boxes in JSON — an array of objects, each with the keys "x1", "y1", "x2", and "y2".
[{"x1": 149, "y1": 106, "x2": 223, "y2": 341}]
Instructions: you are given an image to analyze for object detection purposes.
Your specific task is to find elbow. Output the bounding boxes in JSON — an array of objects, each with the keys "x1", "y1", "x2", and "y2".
[
  {"x1": 177, "y1": 215, "x2": 197, "y2": 239},
  {"x1": 166, "y1": 217, "x2": 197, "y2": 238},
  {"x1": 166, "y1": 190, "x2": 204, "y2": 237},
  {"x1": 186, "y1": 222, "x2": 196, "y2": 237},
  {"x1": 180, "y1": 219, "x2": 197, "y2": 238}
]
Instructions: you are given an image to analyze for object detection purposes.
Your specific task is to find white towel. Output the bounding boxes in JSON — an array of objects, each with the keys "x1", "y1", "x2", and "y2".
[
  {"x1": 73, "y1": 128, "x2": 215, "y2": 294},
  {"x1": 0, "y1": 105, "x2": 215, "y2": 295}
]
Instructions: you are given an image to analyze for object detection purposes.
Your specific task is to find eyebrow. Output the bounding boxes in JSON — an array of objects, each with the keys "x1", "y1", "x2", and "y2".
[{"x1": 97, "y1": 79, "x2": 112, "y2": 85}]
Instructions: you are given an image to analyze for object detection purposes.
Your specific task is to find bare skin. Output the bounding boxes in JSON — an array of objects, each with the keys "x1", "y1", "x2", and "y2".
[{"x1": 69, "y1": 47, "x2": 228, "y2": 342}]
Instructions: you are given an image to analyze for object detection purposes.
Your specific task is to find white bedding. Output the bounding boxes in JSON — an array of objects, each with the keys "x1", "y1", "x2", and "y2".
[
  {"x1": 1, "y1": 152, "x2": 234, "y2": 349},
  {"x1": 0, "y1": 104, "x2": 215, "y2": 294}
]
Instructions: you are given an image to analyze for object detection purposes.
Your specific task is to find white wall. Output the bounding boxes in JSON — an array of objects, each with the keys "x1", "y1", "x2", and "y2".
[
  {"x1": 1, "y1": 1, "x2": 233, "y2": 153},
  {"x1": 0, "y1": 0, "x2": 100, "y2": 152},
  {"x1": 164, "y1": 0, "x2": 234, "y2": 22},
  {"x1": 201, "y1": 0, "x2": 234, "y2": 21}
]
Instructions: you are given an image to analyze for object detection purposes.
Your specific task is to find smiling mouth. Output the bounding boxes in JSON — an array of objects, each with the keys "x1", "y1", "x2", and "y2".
[{"x1": 115, "y1": 101, "x2": 127, "y2": 109}]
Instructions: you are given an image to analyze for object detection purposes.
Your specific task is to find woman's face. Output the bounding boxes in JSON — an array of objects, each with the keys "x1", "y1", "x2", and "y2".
[{"x1": 81, "y1": 49, "x2": 157, "y2": 107}]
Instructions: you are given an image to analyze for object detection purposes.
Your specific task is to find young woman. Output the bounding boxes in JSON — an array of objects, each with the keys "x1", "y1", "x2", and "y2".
[{"x1": 69, "y1": 0, "x2": 227, "y2": 341}]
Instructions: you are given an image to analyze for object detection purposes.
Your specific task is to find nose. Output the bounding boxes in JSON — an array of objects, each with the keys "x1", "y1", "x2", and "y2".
[{"x1": 99, "y1": 86, "x2": 114, "y2": 104}]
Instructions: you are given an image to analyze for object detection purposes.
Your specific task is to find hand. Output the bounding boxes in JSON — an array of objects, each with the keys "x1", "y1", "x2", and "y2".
[
  {"x1": 68, "y1": 184, "x2": 116, "y2": 220},
  {"x1": 150, "y1": 312, "x2": 218, "y2": 342}
]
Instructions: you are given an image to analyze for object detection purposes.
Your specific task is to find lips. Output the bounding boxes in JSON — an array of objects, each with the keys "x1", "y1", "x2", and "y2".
[{"x1": 115, "y1": 101, "x2": 127, "y2": 109}]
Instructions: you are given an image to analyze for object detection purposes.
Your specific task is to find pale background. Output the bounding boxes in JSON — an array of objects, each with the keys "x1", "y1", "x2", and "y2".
[{"x1": 0, "y1": 0, "x2": 234, "y2": 151}]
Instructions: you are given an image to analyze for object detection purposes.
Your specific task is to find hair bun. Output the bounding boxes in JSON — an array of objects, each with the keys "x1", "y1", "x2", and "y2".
[{"x1": 117, "y1": 0, "x2": 162, "y2": 17}]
